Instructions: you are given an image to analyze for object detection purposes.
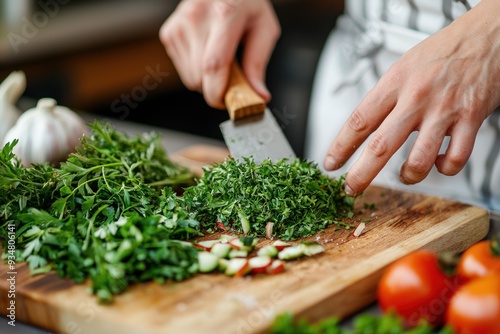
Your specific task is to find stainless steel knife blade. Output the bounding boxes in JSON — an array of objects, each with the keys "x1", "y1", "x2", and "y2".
[
  {"x1": 220, "y1": 62, "x2": 296, "y2": 164},
  {"x1": 220, "y1": 108, "x2": 296, "y2": 163}
]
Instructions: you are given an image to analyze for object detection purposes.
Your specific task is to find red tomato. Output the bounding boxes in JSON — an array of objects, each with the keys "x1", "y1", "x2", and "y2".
[
  {"x1": 456, "y1": 240, "x2": 500, "y2": 284},
  {"x1": 446, "y1": 275, "x2": 500, "y2": 334},
  {"x1": 377, "y1": 250, "x2": 458, "y2": 327}
]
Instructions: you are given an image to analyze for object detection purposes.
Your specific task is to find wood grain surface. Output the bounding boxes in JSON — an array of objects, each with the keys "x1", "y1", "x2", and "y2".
[{"x1": 0, "y1": 146, "x2": 490, "y2": 334}]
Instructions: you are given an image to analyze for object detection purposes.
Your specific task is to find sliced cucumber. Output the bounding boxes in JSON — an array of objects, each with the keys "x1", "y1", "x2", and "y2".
[
  {"x1": 278, "y1": 245, "x2": 304, "y2": 260},
  {"x1": 218, "y1": 258, "x2": 229, "y2": 272},
  {"x1": 225, "y1": 258, "x2": 250, "y2": 277},
  {"x1": 198, "y1": 251, "x2": 220, "y2": 273},
  {"x1": 229, "y1": 249, "x2": 248, "y2": 258},
  {"x1": 195, "y1": 239, "x2": 221, "y2": 251},
  {"x1": 272, "y1": 240, "x2": 290, "y2": 251},
  {"x1": 300, "y1": 242, "x2": 325, "y2": 256},
  {"x1": 210, "y1": 243, "x2": 232, "y2": 258},
  {"x1": 257, "y1": 245, "x2": 279, "y2": 258},
  {"x1": 267, "y1": 260, "x2": 285, "y2": 274},
  {"x1": 230, "y1": 237, "x2": 257, "y2": 252},
  {"x1": 249, "y1": 256, "x2": 272, "y2": 275},
  {"x1": 219, "y1": 234, "x2": 238, "y2": 244}
]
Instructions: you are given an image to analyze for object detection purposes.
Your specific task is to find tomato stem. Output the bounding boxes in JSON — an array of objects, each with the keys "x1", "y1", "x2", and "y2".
[
  {"x1": 438, "y1": 252, "x2": 459, "y2": 276},
  {"x1": 490, "y1": 233, "x2": 500, "y2": 257}
]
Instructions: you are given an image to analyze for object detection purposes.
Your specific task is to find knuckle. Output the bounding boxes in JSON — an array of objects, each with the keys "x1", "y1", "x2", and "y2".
[
  {"x1": 181, "y1": 2, "x2": 206, "y2": 21},
  {"x1": 348, "y1": 109, "x2": 368, "y2": 133},
  {"x1": 202, "y1": 56, "x2": 228, "y2": 75},
  {"x1": 367, "y1": 134, "x2": 389, "y2": 158},
  {"x1": 270, "y1": 21, "x2": 281, "y2": 40},
  {"x1": 440, "y1": 153, "x2": 467, "y2": 175},
  {"x1": 407, "y1": 79, "x2": 431, "y2": 104},
  {"x1": 159, "y1": 23, "x2": 174, "y2": 46},
  {"x1": 213, "y1": 0, "x2": 238, "y2": 19},
  {"x1": 346, "y1": 168, "x2": 370, "y2": 191}
]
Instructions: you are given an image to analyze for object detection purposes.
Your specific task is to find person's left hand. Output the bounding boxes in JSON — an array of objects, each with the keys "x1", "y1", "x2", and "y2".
[{"x1": 324, "y1": 0, "x2": 500, "y2": 196}]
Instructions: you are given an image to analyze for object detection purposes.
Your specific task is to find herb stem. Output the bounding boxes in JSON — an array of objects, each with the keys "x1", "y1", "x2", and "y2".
[{"x1": 82, "y1": 204, "x2": 109, "y2": 251}]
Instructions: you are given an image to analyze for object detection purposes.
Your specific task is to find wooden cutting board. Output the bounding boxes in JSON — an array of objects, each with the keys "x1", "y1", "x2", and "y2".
[{"x1": 0, "y1": 145, "x2": 490, "y2": 334}]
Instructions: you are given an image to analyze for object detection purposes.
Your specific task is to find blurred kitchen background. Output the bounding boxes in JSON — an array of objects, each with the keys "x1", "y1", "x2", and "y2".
[{"x1": 0, "y1": 0, "x2": 344, "y2": 157}]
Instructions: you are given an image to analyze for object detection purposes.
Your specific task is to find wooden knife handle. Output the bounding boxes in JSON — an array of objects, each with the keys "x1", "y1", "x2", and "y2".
[{"x1": 224, "y1": 62, "x2": 266, "y2": 120}]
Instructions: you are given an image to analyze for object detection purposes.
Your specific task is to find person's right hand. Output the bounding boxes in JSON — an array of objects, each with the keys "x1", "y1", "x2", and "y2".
[{"x1": 160, "y1": 0, "x2": 280, "y2": 109}]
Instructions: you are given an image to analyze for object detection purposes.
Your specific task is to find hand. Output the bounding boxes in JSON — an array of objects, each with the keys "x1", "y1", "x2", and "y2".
[
  {"x1": 159, "y1": 0, "x2": 280, "y2": 109},
  {"x1": 324, "y1": 0, "x2": 500, "y2": 196}
]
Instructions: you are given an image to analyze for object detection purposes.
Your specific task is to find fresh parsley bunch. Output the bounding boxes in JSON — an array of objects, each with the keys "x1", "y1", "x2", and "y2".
[
  {"x1": 0, "y1": 122, "x2": 201, "y2": 303},
  {"x1": 183, "y1": 158, "x2": 355, "y2": 240}
]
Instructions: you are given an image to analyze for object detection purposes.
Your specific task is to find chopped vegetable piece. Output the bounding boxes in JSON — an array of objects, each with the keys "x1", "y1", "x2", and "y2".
[
  {"x1": 300, "y1": 242, "x2": 325, "y2": 256},
  {"x1": 266, "y1": 222, "x2": 275, "y2": 239},
  {"x1": 195, "y1": 239, "x2": 221, "y2": 251},
  {"x1": 249, "y1": 256, "x2": 273, "y2": 275},
  {"x1": 219, "y1": 234, "x2": 238, "y2": 244},
  {"x1": 239, "y1": 211, "x2": 251, "y2": 234},
  {"x1": 273, "y1": 240, "x2": 291, "y2": 251},
  {"x1": 210, "y1": 243, "x2": 232, "y2": 258},
  {"x1": 225, "y1": 258, "x2": 250, "y2": 277},
  {"x1": 230, "y1": 237, "x2": 258, "y2": 252},
  {"x1": 229, "y1": 249, "x2": 249, "y2": 259},
  {"x1": 353, "y1": 222, "x2": 366, "y2": 237},
  {"x1": 278, "y1": 245, "x2": 304, "y2": 260},
  {"x1": 267, "y1": 260, "x2": 285, "y2": 275},
  {"x1": 257, "y1": 245, "x2": 279, "y2": 258},
  {"x1": 218, "y1": 258, "x2": 229, "y2": 272},
  {"x1": 216, "y1": 221, "x2": 228, "y2": 231},
  {"x1": 198, "y1": 252, "x2": 219, "y2": 273}
]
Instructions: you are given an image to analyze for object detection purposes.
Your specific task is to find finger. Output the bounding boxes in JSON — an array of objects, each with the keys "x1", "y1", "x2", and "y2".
[
  {"x1": 185, "y1": 24, "x2": 208, "y2": 92},
  {"x1": 323, "y1": 78, "x2": 398, "y2": 171},
  {"x1": 435, "y1": 122, "x2": 477, "y2": 176},
  {"x1": 202, "y1": 4, "x2": 246, "y2": 109},
  {"x1": 343, "y1": 107, "x2": 417, "y2": 196},
  {"x1": 240, "y1": 8, "x2": 280, "y2": 102},
  {"x1": 159, "y1": 17, "x2": 199, "y2": 91},
  {"x1": 399, "y1": 119, "x2": 448, "y2": 184}
]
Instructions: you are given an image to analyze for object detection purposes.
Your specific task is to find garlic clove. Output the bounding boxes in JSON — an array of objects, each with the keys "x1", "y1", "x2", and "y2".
[
  {"x1": 3, "y1": 97, "x2": 88, "y2": 166},
  {"x1": 0, "y1": 71, "x2": 26, "y2": 143}
]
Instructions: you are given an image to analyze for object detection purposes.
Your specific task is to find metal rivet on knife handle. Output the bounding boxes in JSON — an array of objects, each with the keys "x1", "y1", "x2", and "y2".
[{"x1": 224, "y1": 62, "x2": 266, "y2": 120}]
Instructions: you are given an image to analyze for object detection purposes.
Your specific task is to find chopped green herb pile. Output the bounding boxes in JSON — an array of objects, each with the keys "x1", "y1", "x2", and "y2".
[
  {"x1": 184, "y1": 158, "x2": 355, "y2": 240},
  {"x1": 270, "y1": 312, "x2": 454, "y2": 334},
  {"x1": 0, "y1": 122, "x2": 201, "y2": 303},
  {"x1": 0, "y1": 121, "x2": 357, "y2": 303}
]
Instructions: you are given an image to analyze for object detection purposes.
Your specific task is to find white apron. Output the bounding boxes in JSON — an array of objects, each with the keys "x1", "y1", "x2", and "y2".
[{"x1": 305, "y1": 0, "x2": 499, "y2": 231}]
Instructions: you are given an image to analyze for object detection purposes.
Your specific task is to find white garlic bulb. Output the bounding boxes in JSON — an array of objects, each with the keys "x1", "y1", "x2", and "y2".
[
  {"x1": 3, "y1": 98, "x2": 88, "y2": 166},
  {"x1": 0, "y1": 71, "x2": 26, "y2": 144}
]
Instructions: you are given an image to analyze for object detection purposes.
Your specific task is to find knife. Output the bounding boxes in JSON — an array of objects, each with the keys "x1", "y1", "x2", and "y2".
[{"x1": 219, "y1": 62, "x2": 296, "y2": 164}]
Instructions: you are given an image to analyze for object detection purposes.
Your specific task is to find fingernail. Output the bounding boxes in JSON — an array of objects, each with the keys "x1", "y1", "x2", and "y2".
[
  {"x1": 345, "y1": 184, "x2": 356, "y2": 196},
  {"x1": 253, "y1": 80, "x2": 271, "y2": 101},
  {"x1": 324, "y1": 156, "x2": 337, "y2": 170},
  {"x1": 399, "y1": 171, "x2": 411, "y2": 185}
]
